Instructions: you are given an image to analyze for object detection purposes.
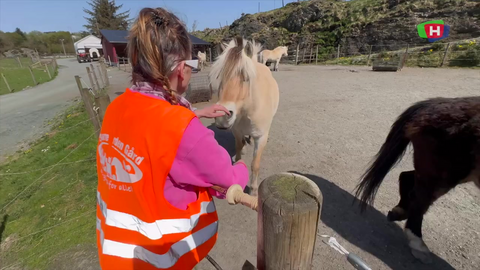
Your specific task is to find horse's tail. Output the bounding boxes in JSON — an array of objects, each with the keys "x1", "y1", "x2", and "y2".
[
  {"x1": 354, "y1": 101, "x2": 426, "y2": 212},
  {"x1": 209, "y1": 36, "x2": 261, "y2": 92}
]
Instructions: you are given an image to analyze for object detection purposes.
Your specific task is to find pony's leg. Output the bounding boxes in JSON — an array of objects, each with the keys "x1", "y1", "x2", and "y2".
[
  {"x1": 388, "y1": 170, "x2": 415, "y2": 222},
  {"x1": 249, "y1": 134, "x2": 269, "y2": 196},
  {"x1": 233, "y1": 129, "x2": 245, "y2": 162},
  {"x1": 275, "y1": 59, "x2": 280, "y2": 71},
  {"x1": 404, "y1": 178, "x2": 436, "y2": 264}
]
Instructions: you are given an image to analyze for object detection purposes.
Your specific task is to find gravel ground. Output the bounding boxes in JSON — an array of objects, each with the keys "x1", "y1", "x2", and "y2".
[
  {"x1": 70, "y1": 64, "x2": 480, "y2": 270},
  {"x1": 192, "y1": 65, "x2": 480, "y2": 270}
]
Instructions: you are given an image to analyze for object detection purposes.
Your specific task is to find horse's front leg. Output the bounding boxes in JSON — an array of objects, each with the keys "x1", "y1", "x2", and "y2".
[
  {"x1": 275, "y1": 59, "x2": 280, "y2": 71},
  {"x1": 233, "y1": 129, "x2": 245, "y2": 162},
  {"x1": 249, "y1": 134, "x2": 268, "y2": 196}
]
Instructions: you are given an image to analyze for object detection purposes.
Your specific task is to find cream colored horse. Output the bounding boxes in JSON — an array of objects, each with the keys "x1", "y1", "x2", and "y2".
[
  {"x1": 260, "y1": 46, "x2": 288, "y2": 71},
  {"x1": 209, "y1": 37, "x2": 280, "y2": 196},
  {"x1": 197, "y1": 51, "x2": 206, "y2": 70}
]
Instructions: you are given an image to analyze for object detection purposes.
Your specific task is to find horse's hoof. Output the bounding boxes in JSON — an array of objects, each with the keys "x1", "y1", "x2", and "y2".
[
  {"x1": 387, "y1": 207, "x2": 408, "y2": 222},
  {"x1": 244, "y1": 186, "x2": 252, "y2": 194}
]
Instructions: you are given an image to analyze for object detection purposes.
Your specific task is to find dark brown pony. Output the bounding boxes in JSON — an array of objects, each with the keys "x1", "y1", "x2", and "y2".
[{"x1": 354, "y1": 96, "x2": 480, "y2": 263}]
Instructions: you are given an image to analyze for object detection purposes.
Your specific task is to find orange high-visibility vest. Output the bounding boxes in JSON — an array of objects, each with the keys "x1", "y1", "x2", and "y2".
[{"x1": 96, "y1": 88, "x2": 219, "y2": 270}]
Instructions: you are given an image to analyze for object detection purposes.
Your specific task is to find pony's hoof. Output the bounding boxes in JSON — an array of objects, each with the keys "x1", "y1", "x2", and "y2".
[
  {"x1": 387, "y1": 207, "x2": 408, "y2": 222},
  {"x1": 244, "y1": 186, "x2": 251, "y2": 194}
]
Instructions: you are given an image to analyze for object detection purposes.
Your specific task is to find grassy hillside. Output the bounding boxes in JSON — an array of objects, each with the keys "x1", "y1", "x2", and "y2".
[{"x1": 193, "y1": 0, "x2": 480, "y2": 59}]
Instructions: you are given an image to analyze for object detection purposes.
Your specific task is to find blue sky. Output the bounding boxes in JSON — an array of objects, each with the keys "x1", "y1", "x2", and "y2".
[{"x1": 0, "y1": 0, "x2": 300, "y2": 33}]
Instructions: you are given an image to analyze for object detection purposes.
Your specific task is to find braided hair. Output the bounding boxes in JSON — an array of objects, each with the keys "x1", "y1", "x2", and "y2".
[{"x1": 127, "y1": 7, "x2": 192, "y2": 105}]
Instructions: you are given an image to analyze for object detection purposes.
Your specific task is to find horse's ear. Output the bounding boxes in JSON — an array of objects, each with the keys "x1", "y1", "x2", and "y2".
[{"x1": 244, "y1": 40, "x2": 254, "y2": 58}]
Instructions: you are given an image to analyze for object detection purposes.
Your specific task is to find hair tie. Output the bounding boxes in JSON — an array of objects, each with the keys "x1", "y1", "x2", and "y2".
[{"x1": 151, "y1": 12, "x2": 164, "y2": 26}]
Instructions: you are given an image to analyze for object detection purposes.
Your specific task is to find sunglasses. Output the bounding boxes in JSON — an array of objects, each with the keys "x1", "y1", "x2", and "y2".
[{"x1": 171, "y1": 59, "x2": 198, "y2": 71}]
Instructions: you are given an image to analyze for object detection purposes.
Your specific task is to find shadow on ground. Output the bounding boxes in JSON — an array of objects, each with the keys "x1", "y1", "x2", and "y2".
[
  {"x1": 289, "y1": 171, "x2": 454, "y2": 270},
  {"x1": 207, "y1": 124, "x2": 236, "y2": 159}
]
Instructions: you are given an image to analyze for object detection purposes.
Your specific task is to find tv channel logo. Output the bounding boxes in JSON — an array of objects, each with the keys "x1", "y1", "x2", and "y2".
[{"x1": 417, "y1": 20, "x2": 450, "y2": 42}]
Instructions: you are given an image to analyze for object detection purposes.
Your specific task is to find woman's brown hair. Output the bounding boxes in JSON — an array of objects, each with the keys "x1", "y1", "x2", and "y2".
[{"x1": 127, "y1": 7, "x2": 192, "y2": 105}]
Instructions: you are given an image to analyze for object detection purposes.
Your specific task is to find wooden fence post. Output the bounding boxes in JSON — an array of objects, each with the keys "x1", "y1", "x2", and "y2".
[
  {"x1": 28, "y1": 66, "x2": 37, "y2": 85},
  {"x1": 309, "y1": 47, "x2": 313, "y2": 64},
  {"x1": 124, "y1": 59, "x2": 127, "y2": 72},
  {"x1": 1, "y1": 73, "x2": 12, "y2": 92},
  {"x1": 94, "y1": 64, "x2": 106, "y2": 88},
  {"x1": 90, "y1": 64, "x2": 101, "y2": 91},
  {"x1": 257, "y1": 173, "x2": 323, "y2": 270},
  {"x1": 209, "y1": 47, "x2": 213, "y2": 62},
  {"x1": 75, "y1": 75, "x2": 101, "y2": 137},
  {"x1": 17, "y1": 57, "x2": 23, "y2": 68},
  {"x1": 366, "y1": 45, "x2": 373, "y2": 66},
  {"x1": 86, "y1": 67, "x2": 97, "y2": 92},
  {"x1": 315, "y1": 45, "x2": 319, "y2": 65},
  {"x1": 302, "y1": 47, "x2": 307, "y2": 63},
  {"x1": 44, "y1": 64, "x2": 52, "y2": 79},
  {"x1": 95, "y1": 92, "x2": 111, "y2": 124},
  {"x1": 295, "y1": 44, "x2": 300, "y2": 65},
  {"x1": 100, "y1": 61, "x2": 110, "y2": 87},
  {"x1": 441, "y1": 43, "x2": 451, "y2": 67}
]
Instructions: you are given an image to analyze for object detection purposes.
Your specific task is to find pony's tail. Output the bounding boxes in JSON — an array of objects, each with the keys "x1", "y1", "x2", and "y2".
[{"x1": 354, "y1": 102, "x2": 426, "y2": 212}]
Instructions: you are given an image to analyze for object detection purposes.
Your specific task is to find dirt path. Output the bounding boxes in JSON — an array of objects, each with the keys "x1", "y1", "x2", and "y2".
[
  {"x1": 0, "y1": 58, "x2": 92, "y2": 162},
  {"x1": 86, "y1": 65, "x2": 479, "y2": 270}
]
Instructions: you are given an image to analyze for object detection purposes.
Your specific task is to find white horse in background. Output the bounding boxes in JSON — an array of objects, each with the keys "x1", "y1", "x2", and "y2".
[
  {"x1": 197, "y1": 51, "x2": 207, "y2": 70},
  {"x1": 260, "y1": 46, "x2": 288, "y2": 71},
  {"x1": 210, "y1": 37, "x2": 280, "y2": 196}
]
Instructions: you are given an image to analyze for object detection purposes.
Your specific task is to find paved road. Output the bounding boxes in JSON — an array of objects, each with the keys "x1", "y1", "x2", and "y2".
[{"x1": 0, "y1": 58, "x2": 87, "y2": 161}]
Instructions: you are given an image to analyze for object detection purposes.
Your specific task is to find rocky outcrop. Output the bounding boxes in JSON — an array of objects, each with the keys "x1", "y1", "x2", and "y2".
[{"x1": 194, "y1": 0, "x2": 480, "y2": 55}]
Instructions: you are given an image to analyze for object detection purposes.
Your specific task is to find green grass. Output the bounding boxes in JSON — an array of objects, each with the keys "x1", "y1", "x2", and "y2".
[
  {"x1": 0, "y1": 103, "x2": 98, "y2": 270},
  {"x1": 0, "y1": 58, "x2": 58, "y2": 95}
]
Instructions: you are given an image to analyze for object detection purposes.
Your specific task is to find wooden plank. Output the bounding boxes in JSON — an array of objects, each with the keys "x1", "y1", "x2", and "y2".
[
  {"x1": 1, "y1": 73, "x2": 12, "y2": 92},
  {"x1": 257, "y1": 173, "x2": 322, "y2": 270},
  {"x1": 315, "y1": 45, "x2": 318, "y2": 65}
]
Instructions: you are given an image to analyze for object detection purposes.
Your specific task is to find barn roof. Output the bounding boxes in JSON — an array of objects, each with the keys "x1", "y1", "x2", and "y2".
[{"x1": 99, "y1": 29, "x2": 210, "y2": 45}]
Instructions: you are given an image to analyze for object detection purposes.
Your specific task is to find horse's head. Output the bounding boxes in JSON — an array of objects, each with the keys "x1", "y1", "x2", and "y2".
[
  {"x1": 282, "y1": 46, "x2": 288, "y2": 56},
  {"x1": 209, "y1": 37, "x2": 261, "y2": 130}
]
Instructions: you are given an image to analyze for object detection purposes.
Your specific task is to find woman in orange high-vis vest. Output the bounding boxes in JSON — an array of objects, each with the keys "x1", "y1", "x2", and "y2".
[{"x1": 96, "y1": 7, "x2": 249, "y2": 270}]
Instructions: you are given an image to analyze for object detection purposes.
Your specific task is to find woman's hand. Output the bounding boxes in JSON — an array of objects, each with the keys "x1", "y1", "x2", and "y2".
[{"x1": 195, "y1": 104, "x2": 231, "y2": 119}]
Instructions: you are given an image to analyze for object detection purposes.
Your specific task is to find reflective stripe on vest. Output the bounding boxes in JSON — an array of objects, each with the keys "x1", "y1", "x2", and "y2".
[
  {"x1": 97, "y1": 217, "x2": 218, "y2": 268},
  {"x1": 97, "y1": 191, "x2": 216, "y2": 240}
]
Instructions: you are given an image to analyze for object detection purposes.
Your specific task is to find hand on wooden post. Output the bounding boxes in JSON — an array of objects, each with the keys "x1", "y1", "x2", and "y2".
[{"x1": 211, "y1": 184, "x2": 258, "y2": 211}]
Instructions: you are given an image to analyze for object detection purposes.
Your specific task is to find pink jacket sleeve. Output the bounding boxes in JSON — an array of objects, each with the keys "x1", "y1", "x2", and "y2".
[{"x1": 168, "y1": 117, "x2": 249, "y2": 199}]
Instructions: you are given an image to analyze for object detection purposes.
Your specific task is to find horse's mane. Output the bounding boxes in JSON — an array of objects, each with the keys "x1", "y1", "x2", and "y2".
[{"x1": 209, "y1": 37, "x2": 262, "y2": 96}]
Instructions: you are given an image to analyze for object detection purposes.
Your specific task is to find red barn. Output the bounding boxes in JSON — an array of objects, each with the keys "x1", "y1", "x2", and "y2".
[{"x1": 99, "y1": 29, "x2": 211, "y2": 66}]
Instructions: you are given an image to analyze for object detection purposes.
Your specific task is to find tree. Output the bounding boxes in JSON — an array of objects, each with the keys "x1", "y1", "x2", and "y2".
[
  {"x1": 83, "y1": 0, "x2": 131, "y2": 37},
  {"x1": 189, "y1": 20, "x2": 198, "y2": 33}
]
